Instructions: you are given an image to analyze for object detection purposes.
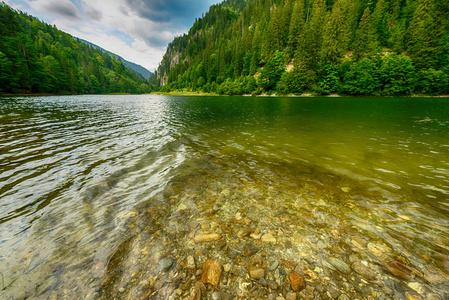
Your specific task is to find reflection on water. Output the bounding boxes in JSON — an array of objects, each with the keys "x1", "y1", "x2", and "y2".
[{"x1": 0, "y1": 95, "x2": 448, "y2": 299}]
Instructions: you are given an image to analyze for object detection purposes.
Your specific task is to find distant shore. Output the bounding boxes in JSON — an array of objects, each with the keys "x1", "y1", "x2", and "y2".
[
  {"x1": 2, "y1": 92, "x2": 448, "y2": 98},
  {"x1": 152, "y1": 91, "x2": 449, "y2": 98}
]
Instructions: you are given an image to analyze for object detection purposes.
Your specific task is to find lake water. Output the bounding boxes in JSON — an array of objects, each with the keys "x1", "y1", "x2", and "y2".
[{"x1": 0, "y1": 95, "x2": 448, "y2": 299}]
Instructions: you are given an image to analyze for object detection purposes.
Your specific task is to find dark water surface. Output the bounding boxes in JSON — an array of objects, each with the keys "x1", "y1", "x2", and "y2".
[{"x1": 0, "y1": 95, "x2": 448, "y2": 299}]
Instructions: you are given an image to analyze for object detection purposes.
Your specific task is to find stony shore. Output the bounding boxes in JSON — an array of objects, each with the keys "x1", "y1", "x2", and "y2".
[{"x1": 96, "y1": 157, "x2": 449, "y2": 300}]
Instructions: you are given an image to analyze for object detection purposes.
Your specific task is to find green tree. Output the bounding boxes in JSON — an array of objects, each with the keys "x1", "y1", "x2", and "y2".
[
  {"x1": 320, "y1": 0, "x2": 353, "y2": 65},
  {"x1": 407, "y1": 0, "x2": 442, "y2": 69},
  {"x1": 342, "y1": 58, "x2": 381, "y2": 95},
  {"x1": 295, "y1": 0, "x2": 326, "y2": 70},
  {"x1": 353, "y1": 8, "x2": 379, "y2": 61},
  {"x1": 288, "y1": 0, "x2": 305, "y2": 56},
  {"x1": 380, "y1": 53, "x2": 416, "y2": 95},
  {"x1": 259, "y1": 51, "x2": 286, "y2": 91}
]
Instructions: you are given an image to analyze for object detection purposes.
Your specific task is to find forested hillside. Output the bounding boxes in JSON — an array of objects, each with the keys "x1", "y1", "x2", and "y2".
[
  {"x1": 0, "y1": 3, "x2": 152, "y2": 95},
  {"x1": 156, "y1": 0, "x2": 449, "y2": 95},
  {"x1": 80, "y1": 39, "x2": 153, "y2": 80}
]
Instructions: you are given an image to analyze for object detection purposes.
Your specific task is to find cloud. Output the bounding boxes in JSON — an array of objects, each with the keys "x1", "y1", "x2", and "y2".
[
  {"x1": 11, "y1": 0, "x2": 222, "y2": 70},
  {"x1": 84, "y1": 7, "x2": 102, "y2": 21},
  {"x1": 29, "y1": 0, "x2": 80, "y2": 19},
  {"x1": 123, "y1": 0, "x2": 214, "y2": 26}
]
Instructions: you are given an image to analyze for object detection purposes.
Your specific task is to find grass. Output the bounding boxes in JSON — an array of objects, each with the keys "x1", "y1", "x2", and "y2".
[{"x1": 1, "y1": 273, "x2": 20, "y2": 291}]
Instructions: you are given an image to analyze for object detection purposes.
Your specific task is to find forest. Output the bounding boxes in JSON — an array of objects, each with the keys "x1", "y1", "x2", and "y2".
[
  {"x1": 156, "y1": 0, "x2": 449, "y2": 96},
  {"x1": 0, "y1": 3, "x2": 153, "y2": 95}
]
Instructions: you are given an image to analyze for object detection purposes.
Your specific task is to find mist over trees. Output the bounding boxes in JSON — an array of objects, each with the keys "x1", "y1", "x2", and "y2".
[{"x1": 156, "y1": 0, "x2": 449, "y2": 96}]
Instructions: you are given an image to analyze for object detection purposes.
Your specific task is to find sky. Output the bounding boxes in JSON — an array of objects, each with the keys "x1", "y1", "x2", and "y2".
[{"x1": 5, "y1": 0, "x2": 222, "y2": 71}]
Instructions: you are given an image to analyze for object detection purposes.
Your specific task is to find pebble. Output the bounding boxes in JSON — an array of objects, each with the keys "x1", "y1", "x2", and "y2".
[
  {"x1": 187, "y1": 256, "x2": 195, "y2": 273},
  {"x1": 235, "y1": 228, "x2": 251, "y2": 238},
  {"x1": 286, "y1": 292, "x2": 297, "y2": 300},
  {"x1": 211, "y1": 291, "x2": 221, "y2": 300},
  {"x1": 269, "y1": 260, "x2": 279, "y2": 271},
  {"x1": 382, "y1": 260, "x2": 412, "y2": 280},
  {"x1": 250, "y1": 232, "x2": 261, "y2": 239},
  {"x1": 158, "y1": 257, "x2": 173, "y2": 272},
  {"x1": 189, "y1": 288, "x2": 201, "y2": 300},
  {"x1": 235, "y1": 212, "x2": 243, "y2": 221},
  {"x1": 223, "y1": 263, "x2": 231, "y2": 272},
  {"x1": 177, "y1": 203, "x2": 188, "y2": 211},
  {"x1": 201, "y1": 259, "x2": 222, "y2": 287},
  {"x1": 261, "y1": 233, "x2": 276, "y2": 243},
  {"x1": 408, "y1": 282, "x2": 425, "y2": 294},
  {"x1": 289, "y1": 272, "x2": 305, "y2": 292},
  {"x1": 328, "y1": 257, "x2": 351, "y2": 274},
  {"x1": 405, "y1": 293, "x2": 422, "y2": 300},
  {"x1": 249, "y1": 266, "x2": 265, "y2": 280},
  {"x1": 351, "y1": 261, "x2": 376, "y2": 279},
  {"x1": 194, "y1": 233, "x2": 221, "y2": 243},
  {"x1": 327, "y1": 286, "x2": 341, "y2": 299}
]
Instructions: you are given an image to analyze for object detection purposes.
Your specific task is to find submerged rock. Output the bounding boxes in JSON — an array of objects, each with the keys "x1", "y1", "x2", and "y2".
[
  {"x1": 328, "y1": 257, "x2": 351, "y2": 275},
  {"x1": 382, "y1": 260, "x2": 413, "y2": 280},
  {"x1": 249, "y1": 265, "x2": 265, "y2": 280},
  {"x1": 158, "y1": 257, "x2": 173, "y2": 272},
  {"x1": 351, "y1": 261, "x2": 376, "y2": 280},
  {"x1": 261, "y1": 233, "x2": 276, "y2": 243},
  {"x1": 194, "y1": 233, "x2": 221, "y2": 243},
  {"x1": 187, "y1": 255, "x2": 196, "y2": 273},
  {"x1": 289, "y1": 272, "x2": 305, "y2": 292},
  {"x1": 201, "y1": 259, "x2": 222, "y2": 287}
]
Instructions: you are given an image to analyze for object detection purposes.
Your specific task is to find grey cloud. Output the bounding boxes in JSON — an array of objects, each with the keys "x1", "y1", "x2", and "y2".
[
  {"x1": 84, "y1": 7, "x2": 102, "y2": 21},
  {"x1": 40, "y1": 0, "x2": 80, "y2": 19},
  {"x1": 119, "y1": 5, "x2": 129, "y2": 16},
  {"x1": 124, "y1": 0, "x2": 208, "y2": 25},
  {"x1": 132, "y1": 24, "x2": 180, "y2": 47}
]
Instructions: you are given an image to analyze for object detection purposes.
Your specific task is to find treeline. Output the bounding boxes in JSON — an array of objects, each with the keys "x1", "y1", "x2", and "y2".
[
  {"x1": 0, "y1": 3, "x2": 154, "y2": 95},
  {"x1": 156, "y1": 0, "x2": 449, "y2": 96}
]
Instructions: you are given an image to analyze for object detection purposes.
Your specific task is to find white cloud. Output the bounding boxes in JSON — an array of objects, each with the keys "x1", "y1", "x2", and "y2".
[
  {"x1": 9, "y1": 0, "x2": 222, "y2": 71},
  {"x1": 53, "y1": 17, "x2": 163, "y2": 71}
]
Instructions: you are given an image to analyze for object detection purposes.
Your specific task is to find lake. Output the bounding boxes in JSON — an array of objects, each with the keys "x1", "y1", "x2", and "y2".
[{"x1": 0, "y1": 95, "x2": 448, "y2": 299}]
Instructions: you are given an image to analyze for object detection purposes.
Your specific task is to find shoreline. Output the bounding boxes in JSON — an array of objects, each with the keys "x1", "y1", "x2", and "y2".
[{"x1": 2, "y1": 92, "x2": 449, "y2": 98}]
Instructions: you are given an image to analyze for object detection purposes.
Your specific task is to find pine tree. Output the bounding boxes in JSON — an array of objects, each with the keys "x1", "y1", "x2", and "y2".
[
  {"x1": 353, "y1": 8, "x2": 379, "y2": 61},
  {"x1": 320, "y1": 0, "x2": 353, "y2": 65},
  {"x1": 288, "y1": 0, "x2": 305, "y2": 56},
  {"x1": 407, "y1": 0, "x2": 442, "y2": 69},
  {"x1": 295, "y1": 0, "x2": 326, "y2": 70}
]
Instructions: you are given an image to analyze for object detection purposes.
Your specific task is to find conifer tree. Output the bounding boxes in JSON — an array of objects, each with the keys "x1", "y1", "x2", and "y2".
[
  {"x1": 295, "y1": 0, "x2": 326, "y2": 70},
  {"x1": 353, "y1": 8, "x2": 379, "y2": 61},
  {"x1": 320, "y1": 0, "x2": 352, "y2": 65},
  {"x1": 288, "y1": 0, "x2": 305, "y2": 56},
  {"x1": 407, "y1": 0, "x2": 441, "y2": 69}
]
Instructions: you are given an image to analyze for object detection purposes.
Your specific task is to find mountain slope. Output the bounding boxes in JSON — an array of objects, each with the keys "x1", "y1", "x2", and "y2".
[
  {"x1": 156, "y1": 0, "x2": 449, "y2": 96},
  {"x1": 79, "y1": 39, "x2": 153, "y2": 80},
  {"x1": 0, "y1": 3, "x2": 152, "y2": 94}
]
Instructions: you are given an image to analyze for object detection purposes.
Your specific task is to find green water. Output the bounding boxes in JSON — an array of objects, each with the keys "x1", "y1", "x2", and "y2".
[{"x1": 0, "y1": 95, "x2": 448, "y2": 299}]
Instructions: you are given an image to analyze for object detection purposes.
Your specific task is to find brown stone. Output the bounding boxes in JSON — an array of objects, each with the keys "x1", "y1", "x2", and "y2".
[
  {"x1": 351, "y1": 261, "x2": 376, "y2": 280},
  {"x1": 201, "y1": 259, "x2": 222, "y2": 287},
  {"x1": 382, "y1": 260, "x2": 412, "y2": 280},
  {"x1": 248, "y1": 265, "x2": 265, "y2": 279},
  {"x1": 405, "y1": 293, "x2": 422, "y2": 300},
  {"x1": 187, "y1": 255, "x2": 196, "y2": 273},
  {"x1": 194, "y1": 233, "x2": 221, "y2": 243},
  {"x1": 189, "y1": 288, "x2": 201, "y2": 300},
  {"x1": 289, "y1": 272, "x2": 305, "y2": 292},
  {"x1": 235, "y1": 228, "x2": 252, "y2": 238}
]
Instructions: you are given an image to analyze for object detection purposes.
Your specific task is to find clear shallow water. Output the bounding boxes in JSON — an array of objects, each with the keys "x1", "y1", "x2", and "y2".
[{"x1": 0, "y1": 95, "x2": 448, "y2": 299}]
